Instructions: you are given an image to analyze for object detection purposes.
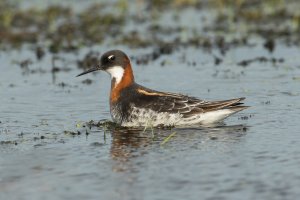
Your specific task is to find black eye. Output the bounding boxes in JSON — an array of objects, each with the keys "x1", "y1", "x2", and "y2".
[{"x1": 108, "y1": 55, "x2": 115, "y2": 61}]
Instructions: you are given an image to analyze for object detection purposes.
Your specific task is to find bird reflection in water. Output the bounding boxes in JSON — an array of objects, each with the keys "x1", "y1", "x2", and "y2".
[
  {"x1": 107, "y1": 124, "x2": 249, "y2": 173},
  {"x1": 109, "y1": 128, "x2": 153, "y2": 172}
]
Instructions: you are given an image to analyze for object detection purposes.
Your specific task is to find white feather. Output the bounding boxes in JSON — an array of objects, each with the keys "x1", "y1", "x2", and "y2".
[
  {"x1": 106, "y1": 66, "x2": 124, "y2": 85},
  {"x1": 118, "y1": 107, "x2": 238, "y2": 127},
  {"x1": 185, "y1": 109, "x2": 235, "y2": 125}
]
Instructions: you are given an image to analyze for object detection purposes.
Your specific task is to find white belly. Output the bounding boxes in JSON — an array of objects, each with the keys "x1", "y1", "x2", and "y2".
[{"x1": 116, "y1": 107, "x2": 236, "y2": 127}]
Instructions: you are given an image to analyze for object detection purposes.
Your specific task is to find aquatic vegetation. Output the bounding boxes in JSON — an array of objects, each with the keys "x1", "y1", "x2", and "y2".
[
  {"x1": 0, "y1": 0, "x2": 299, "y2": 53},
  {"x1": 160, "y1": 131, "x2": 177, "y2": 145},
  {"x1": 88, "y1": 119, "x2": 122, "y2": 130}
]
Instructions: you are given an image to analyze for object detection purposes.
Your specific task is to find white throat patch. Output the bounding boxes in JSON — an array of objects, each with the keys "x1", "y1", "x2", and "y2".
[{"x1": 106, "y1": 66, "x2": 124, "y2": 85}]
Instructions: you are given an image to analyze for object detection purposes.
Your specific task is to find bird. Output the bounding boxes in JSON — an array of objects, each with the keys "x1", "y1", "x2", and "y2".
[{"x1": 77, "y1": 50, "x2": 249, "y2": 127}]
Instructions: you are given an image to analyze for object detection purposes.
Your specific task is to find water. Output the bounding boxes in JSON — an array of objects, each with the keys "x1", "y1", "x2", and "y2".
[
  {"x1": 1, "y1": 2, "x2": 300, "y2": 199},
  {"x1": 1, "y1": 43, "x2": 299, "y2": 200}
]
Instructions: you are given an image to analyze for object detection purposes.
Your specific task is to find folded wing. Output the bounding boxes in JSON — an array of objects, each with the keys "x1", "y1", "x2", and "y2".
[{"x1": 135, "y1": 87, "x2": 248, "y2": 118}]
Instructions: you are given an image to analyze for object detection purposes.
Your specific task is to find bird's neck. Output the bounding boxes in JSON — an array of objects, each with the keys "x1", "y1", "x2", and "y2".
[{"x1": 110, "y1": 65, "x2": 134, "y2": 103}]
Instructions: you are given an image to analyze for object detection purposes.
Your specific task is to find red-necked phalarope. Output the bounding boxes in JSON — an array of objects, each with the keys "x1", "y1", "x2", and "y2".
[{"x1": 77, "y1": 50, "x2": 249, "y2": 127}]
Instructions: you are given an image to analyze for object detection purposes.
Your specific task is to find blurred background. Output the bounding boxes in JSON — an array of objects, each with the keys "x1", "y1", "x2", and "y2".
[{"x1": 1, "y1": 0, "x2": 300, "y2": 54}]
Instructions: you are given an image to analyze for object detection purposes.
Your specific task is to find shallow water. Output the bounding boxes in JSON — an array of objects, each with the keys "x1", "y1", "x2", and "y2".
[
  {"x1": 1, "y1": 2, "x2": 300, "y2": 200},
  {"x1": 1, "y1": 43, "x2": 300, "y2": 200}
]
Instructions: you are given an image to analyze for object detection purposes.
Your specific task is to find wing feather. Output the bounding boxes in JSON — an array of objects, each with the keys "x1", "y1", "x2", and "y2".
[{"x1": 134, "y1": 86, "x2": 246, "y2": 118}]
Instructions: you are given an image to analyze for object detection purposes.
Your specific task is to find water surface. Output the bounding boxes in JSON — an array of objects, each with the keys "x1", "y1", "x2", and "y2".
[{"x1": 1, "y1": 2, "x2": 300, "y2": 200}]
